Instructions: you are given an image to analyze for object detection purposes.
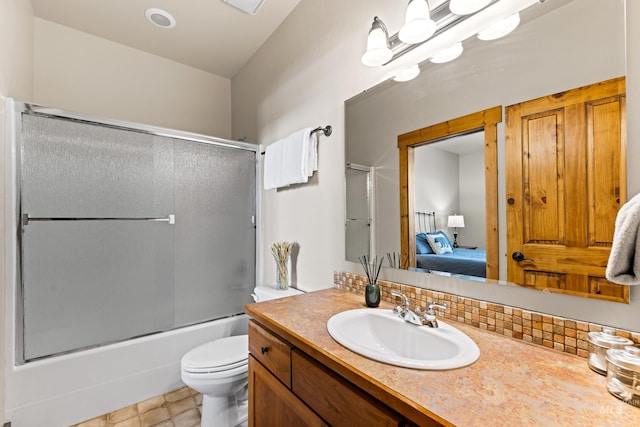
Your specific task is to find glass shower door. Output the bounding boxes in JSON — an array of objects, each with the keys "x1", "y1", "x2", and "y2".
[
  {"x1": 18, "y1": 110, "x2": 257, "y2": 363},
  {"x1": 173, "y1": 140, "x2": 256, "y2": 326},
  {"x1": 20, "y1": 115, "x2": 175, "y2": 361}
]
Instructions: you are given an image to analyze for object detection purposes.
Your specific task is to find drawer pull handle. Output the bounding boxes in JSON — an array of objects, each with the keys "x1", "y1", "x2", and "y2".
[{"x1": 261, "y1": 346, "x2": 269, "y2": 355}]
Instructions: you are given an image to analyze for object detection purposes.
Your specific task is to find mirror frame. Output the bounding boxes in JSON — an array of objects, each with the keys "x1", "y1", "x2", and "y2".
[{"x1": 398, "y1": 106, "x2": 502, "y2": 280}]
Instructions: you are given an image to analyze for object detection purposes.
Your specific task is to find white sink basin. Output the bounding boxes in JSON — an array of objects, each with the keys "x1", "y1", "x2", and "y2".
[{"x1": 327, "y1": 309, "x2": 480, "y2": 370}]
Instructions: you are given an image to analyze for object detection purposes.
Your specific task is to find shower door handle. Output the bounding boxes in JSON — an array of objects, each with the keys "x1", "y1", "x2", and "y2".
[{"x1": 22, "y1": 213, "x2": 176, "y2": 226}]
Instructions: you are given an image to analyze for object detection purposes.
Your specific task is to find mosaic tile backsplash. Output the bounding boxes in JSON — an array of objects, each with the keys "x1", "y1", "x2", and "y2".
[{"x1": 334, "y1": 271, "x2": 640, "y2": 358}]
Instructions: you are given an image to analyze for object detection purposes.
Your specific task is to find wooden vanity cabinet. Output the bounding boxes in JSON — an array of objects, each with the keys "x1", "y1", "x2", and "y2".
[{"x1": 248, "y1": 320, "x2": 416, "y2": 427}]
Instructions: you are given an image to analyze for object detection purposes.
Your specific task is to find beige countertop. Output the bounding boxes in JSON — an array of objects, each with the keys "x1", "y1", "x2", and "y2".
[{"x1": 245, "y1": 288, "x2": 640, "y2": 427}]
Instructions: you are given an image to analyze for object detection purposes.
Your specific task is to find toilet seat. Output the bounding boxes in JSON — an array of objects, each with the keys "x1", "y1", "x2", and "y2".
[{"x1": 182, "y1": 335, "x2": 248, "y2": 374}]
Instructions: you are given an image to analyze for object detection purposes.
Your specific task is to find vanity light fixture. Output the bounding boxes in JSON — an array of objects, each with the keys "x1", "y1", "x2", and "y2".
[
  {"x1": 399, "y1": 0, "x2": 437, "y2": 44},
  {"x1": 361, "y1": 0, "x2": 540, "y2": 72},
  {"x1": 477, "y1": 12, "x2": 521, "y2": 40},
  {"x1": 429, "y1": 42, "x2": 464, "y2": 63},
  {"x1": 361, "y1": 17, "x2": 393, "y2": 67},
  {"x1": 145, "y1": 8, "x2": 176, "y2": 29},
  {"x1": 449, "y1": 0, "x2": 492, "y2": 16},
  {"x1": 393, "y1": 64, "x2": 421, "y2": 82}
]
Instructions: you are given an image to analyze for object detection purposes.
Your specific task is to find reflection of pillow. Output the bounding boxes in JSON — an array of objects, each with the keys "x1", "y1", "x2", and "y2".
[
  {"x1": 426, "y1": 232, "x2": 453, "y2": 254},
  {"x1": 428, "y1": 230, "x2": 453, "y2": 248},
  {"x1": 416, "y1": 233, "x2": 434, "y2": 254}
]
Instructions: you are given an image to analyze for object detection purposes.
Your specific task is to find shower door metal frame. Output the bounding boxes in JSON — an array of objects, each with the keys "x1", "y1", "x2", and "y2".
[{"x1": 7, "y1": 99, "x2": 261, "y2": 364}]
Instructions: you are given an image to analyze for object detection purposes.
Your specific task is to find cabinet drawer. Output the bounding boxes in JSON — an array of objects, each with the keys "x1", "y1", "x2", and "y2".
[
  {"x1": 249, "y1": 320, "x2": 293, "y2": 387},
  {"x1": 249, "y1": 356, "x2": 328, "y2": 427},
  {"x1": 292, "y1": 350, "x2": 405, "y2": 427}
]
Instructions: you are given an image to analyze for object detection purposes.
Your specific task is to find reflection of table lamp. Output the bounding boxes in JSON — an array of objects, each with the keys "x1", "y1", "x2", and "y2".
[{"x1": 447, "y1": 214, "x2": 465, "y2": 248}]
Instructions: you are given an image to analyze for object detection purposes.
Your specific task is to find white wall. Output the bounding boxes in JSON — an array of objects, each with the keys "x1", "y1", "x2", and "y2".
[
  {"x1": 232, "y1": 0, "x2": 640, "y2": 331},
  {"x1": 0, "y1": 0, "x2": 34, "y2": 423},
  {"x1": 459, "y1": 150, "x2": 486, "y2": 249},
  {"x1": 414, "y1": 146, "x2": 459, "y2": 231},
  {"x1": 34, "y1": 18, "x2": 232, "y2": 138}
]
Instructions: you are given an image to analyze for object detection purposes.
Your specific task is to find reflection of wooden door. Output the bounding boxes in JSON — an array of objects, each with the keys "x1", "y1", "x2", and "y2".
[{"x1": 506, "y1": 77, "x2": 628, "y2": 302}]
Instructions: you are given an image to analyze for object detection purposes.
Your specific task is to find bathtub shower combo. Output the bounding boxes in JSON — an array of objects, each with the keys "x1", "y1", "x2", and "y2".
[{"x1": 4, "y1": 99, "x2": 258, "y2": 426}]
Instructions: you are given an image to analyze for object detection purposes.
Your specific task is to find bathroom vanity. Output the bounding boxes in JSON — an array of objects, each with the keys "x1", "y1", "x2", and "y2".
[{"x1": 245, "y1": 289, "x2": 640, "y2": 426}]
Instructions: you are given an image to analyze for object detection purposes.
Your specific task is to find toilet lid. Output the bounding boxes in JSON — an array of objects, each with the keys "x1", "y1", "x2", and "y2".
[{"x1": 182, "y1": 335, "x2": 248, "y2": 373}]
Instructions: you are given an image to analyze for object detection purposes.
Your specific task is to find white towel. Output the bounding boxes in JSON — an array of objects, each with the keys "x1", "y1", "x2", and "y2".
[
  {"x1": 264, "y1": 127, "x2": 316, "y2": 190},
  {"x1": 606, "y1": 192, "x2": 640, "y2": 285},
  {"x1": 308, "y1": 132, "x2": 318, "y2": 174},
  {"x1": 263, "y1": 139, "x2": 285, "y2": 190}
]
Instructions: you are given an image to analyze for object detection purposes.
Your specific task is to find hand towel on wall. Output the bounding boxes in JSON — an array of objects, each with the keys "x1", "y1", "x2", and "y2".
[
  {"x1": 263, "y1": 137, "x2": 285, "y2": 190},
  {"x1": 264, "y1": 127, "x2": 316, "y2": 190},
  {"x1": 606, "y1": 192, "x2": 640, "y2": 285}
]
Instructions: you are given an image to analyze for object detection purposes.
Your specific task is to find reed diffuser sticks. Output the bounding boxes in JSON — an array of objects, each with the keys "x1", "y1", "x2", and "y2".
[{"x1": 358, "y1": 255, "x2": 383, "y2": 285}]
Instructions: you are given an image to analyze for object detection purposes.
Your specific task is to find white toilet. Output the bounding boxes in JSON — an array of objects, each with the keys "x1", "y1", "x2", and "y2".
[{"x1": 181, "y1": 285, "x2": 304, "y2": 427}]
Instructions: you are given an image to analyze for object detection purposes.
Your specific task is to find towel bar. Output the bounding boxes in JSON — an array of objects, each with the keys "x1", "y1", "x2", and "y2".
[{"x1": 261, "y1": 125, "x2": 331, "y2": 155}]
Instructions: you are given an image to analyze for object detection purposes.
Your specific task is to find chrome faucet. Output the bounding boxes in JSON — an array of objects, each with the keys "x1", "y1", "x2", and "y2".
[
  {"x1": 390, "y1": 290, "x2": 447, "y2": 328},
  {"x1": 390, "y1": 290, "x2": 423, "y2": 326}
]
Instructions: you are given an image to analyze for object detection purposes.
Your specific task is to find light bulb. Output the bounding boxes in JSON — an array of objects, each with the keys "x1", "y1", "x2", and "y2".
[
  {"x1": 399, "y1": 0, "x2": 436, "y2": 44},
  {"x1": 393, "y1": 64, "x2": 421, "y2": 82},
  {"x1": 429, "y1": 42, "x2": 464, "y2": 63},
  {"x1": 477, "y1": 12, "x2": 521, "y2": 41},
  {"x1": 361, "y1": 17, "x2": 393, "y2": 66}
]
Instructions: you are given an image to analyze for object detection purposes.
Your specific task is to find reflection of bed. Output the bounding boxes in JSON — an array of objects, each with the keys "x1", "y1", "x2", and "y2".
[
  {"x1": 416, "y1": 249, "x2": 487, "y2": 278},
  {"x1": 415, "y1": 211, "x2": 486, "y2": 278}
]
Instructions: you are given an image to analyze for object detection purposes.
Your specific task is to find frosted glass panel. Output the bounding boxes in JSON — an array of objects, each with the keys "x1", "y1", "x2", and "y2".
[
  {"x1": 345, "y1": 167, "x2": 371, "y2": 261},
  {"x1": 17, "y1": 110, "x2": 257, "y2": 362},
  {"x1": 173, "y1": 141, "x2": 256, "y2": 326},
  {"x1": 22, "y1": 221, "x2": 174, "y2": 360},
  {"x1": 345, "y1": 168, "x2": 370, "y2": 219},
  {"x1": 346, "y1": 219, "x2": 370, "y2": 262},
  {"x1": 21, "y1": 115, "x2": 173, "y2": 218}
]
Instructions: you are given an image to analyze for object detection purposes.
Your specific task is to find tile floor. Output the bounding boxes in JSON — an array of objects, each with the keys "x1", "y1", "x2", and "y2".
[{"x1": 71, "y1": 386, "x2": 202, "y2": 427}]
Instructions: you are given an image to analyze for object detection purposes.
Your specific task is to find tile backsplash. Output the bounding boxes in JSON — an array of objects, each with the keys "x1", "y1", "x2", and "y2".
[{"x1": 334, "y1": 271, "x2": 640, "y2": 358}]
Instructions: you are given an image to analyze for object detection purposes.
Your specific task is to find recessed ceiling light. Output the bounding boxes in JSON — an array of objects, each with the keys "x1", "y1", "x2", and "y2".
[{"x1": 145, "y1": 8, "x2": 176, "y2": 29}]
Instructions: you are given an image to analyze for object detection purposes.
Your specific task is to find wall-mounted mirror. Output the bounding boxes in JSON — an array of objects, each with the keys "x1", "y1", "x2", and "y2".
[
  {"x1": 345, "y1": 0, "x2": 625, "y2": 286},
  {"x1": 398, "y1": 106, "x2": 500, "y2": 280}
]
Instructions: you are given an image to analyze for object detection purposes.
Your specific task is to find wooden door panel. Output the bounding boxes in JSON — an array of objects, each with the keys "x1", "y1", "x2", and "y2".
[
  {"x1": 589, "y1": 277, "x2": 629, "y2": 301},
  {"x1": 522, "y1": 111, "x2": 564, "y2": 244},
  {"x1": 506, "y1": 77, "x2": 627, "y2": 303},
  {"x1": 588, "y1": 96, "x2": 626, "y2": 246},
  {"x1": 523, "y1": 270, "x2": 566, "y2": 291}
]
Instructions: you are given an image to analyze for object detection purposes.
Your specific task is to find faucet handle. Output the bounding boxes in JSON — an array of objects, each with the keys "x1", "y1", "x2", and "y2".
[
  {"x1": 426, "y1": 302, "x2": 447, "y2": 312},
  {"x1": 390, "y1": 290, "x2": 410, "y2": 309},
  {"x1": 423, "y1": 302, "x2": 447, "y2": 328}
]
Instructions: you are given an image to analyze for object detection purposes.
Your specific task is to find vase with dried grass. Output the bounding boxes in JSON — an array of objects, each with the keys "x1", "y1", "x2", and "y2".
[{"x1": 271, "y1": 241, "x2": 292, "y2": 290}]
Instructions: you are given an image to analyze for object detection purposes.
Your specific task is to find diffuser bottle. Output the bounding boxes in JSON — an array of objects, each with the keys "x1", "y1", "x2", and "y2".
[{"x1": 365, "y1": 282, "x2": 380, "y2": 307}]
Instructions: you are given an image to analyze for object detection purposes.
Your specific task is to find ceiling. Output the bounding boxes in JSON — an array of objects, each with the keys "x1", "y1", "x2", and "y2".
[{"x1": 30, "y1": 0, "x2": 302, "y2": 79}]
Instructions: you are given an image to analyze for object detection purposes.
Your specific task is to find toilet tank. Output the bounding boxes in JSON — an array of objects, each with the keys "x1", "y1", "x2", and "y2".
[{"x1": 252, "y1": 285, "x2": 304, "y2": 302}]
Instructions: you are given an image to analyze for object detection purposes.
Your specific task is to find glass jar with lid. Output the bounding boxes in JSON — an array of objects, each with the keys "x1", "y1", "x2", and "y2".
[
  {"x1": 606, "y1": 345, "x2": 640, "y2": 407},
  {"x1": 587, "y1": 328, "x2": 633, "y2": 375}
]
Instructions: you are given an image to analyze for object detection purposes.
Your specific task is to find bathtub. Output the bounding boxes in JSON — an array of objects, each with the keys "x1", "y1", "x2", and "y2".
[{"x1": 4, "y1": 314, "x2": 249, "y2": 426}]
